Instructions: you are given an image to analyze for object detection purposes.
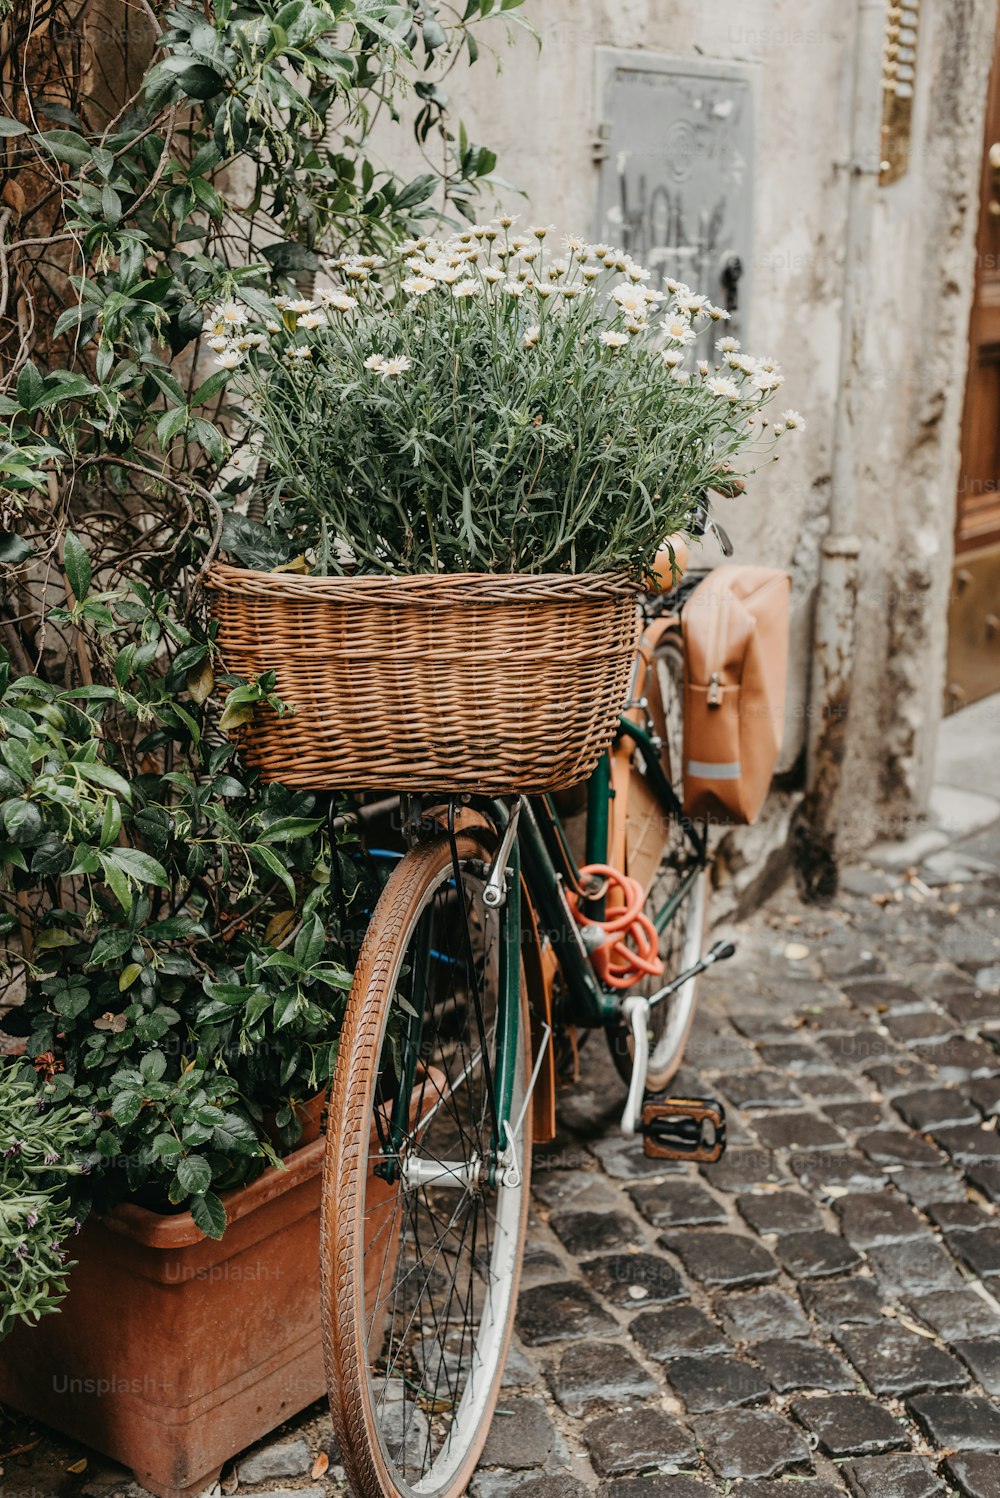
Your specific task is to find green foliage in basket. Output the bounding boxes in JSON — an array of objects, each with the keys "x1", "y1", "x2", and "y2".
[
  {"x1": 207, "y1": 222, "x2": 803, "y2": 577},
  {"x1": 0, "y1": 1060, "x2": 95, "y2": 1340}
]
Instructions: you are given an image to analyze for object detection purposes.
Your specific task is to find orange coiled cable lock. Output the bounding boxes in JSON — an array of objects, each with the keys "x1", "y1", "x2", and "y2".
[{"x1": 567, "y1": 863, "x2": 664, "y2": 991}]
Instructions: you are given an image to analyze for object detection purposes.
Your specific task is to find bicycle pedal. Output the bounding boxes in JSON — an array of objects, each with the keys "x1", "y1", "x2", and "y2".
[{"x1": 640, "y1": 1095, "x2": 726, "y2": 1163}]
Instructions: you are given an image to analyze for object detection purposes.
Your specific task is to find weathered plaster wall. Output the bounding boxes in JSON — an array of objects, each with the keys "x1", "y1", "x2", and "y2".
[
  {"x1": 842, "y1": 0, "x2": 996, "y2": 849},
  {"x1": 373, "y1": 0, "x2": 995, "y2": 881}
]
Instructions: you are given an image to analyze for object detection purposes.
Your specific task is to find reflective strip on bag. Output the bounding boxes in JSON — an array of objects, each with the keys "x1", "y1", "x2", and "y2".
[{"x1": 687, "y1": 760, "x2": 742, "y2": 781}]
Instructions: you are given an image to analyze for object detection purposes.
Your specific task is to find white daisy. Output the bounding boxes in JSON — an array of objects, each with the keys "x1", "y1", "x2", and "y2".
[
  {"x1": 660, "y1": 349, "x2": 684, "y2": 368},
  {"x1": 503, "y1": 281, "x2": 526, "y2": 298},
  {"x1": 706, "y1": 376, "x2": 742, "y2": 401},
  {"x1": 402, "y1": 276, "x2": 436, "y2": 296},
  {"x1": 379, "y1": 356, "x2": 411, "y2": 378},
  {"x1": 661, "y1": 318, "x2": 697, "y2": 346},
  {"x1": 297, "y1": 311, "x2": 326, "y2": 329},
  {"x1": 285, "y1": 346, "x2": 312, "y2": 361},
  {"x1": 452, "y1": 278, "x2": 482, "y2": 298},
  {"x1": 752, "y1": 369, "x2": 785, "y2": 392},
  {"x1": 600, "y1": 330, "x2": 630, "y2": 349},
  {"x1": 675, "y1": 292, "x2": 710, "y2": 315},
  {"x1": 206, "y1": 334, "x2": 229, "y2": 352},
  {"x1": 363, "y1": 354, "x2": 386, "y2": 372},
  {"x1": 523, "y1": 324, "x2": 540, "y2": 348},
  {"x1": 670, "y1": 367, "x2": 691, "y2": 384},
  {"x1": 780, "y1": 408, "x2": 806, "y2": 430},
  {"x1": 286, "y1": 298, "x2": 316, "y2": 314},
  {"x1": 320, "y1": 291, "x2": 357, "y2": 313},
  {"x1": 211, "y1": 301, "x2": 247, "y2": 326},
  {"x1": 215, "y1": 348, "x2": 243, "y2": 369},
  {"x1": 716, "y1": 336, "x2": 741, "y2": 354},
  {"x1": 611, "y1": 285, "x2": 651, "y2": 318}
]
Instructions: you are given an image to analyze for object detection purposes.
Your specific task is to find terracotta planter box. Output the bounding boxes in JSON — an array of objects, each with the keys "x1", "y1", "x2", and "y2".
[{"x1": 0, "y1": 1138, "x2": 328, "y2": 1498}]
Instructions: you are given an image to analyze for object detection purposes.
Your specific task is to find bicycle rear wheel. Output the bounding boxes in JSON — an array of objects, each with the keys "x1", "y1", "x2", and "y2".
[
  {"x1": 321, "y1": 828, "x2": 531, "y2": 1498},
  {"x1": 608, "y1": 630, "x2": 709, "y2": 1091}
]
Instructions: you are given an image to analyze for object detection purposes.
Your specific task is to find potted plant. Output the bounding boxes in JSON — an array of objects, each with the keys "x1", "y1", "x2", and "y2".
[
  {"x1": 0, "y1": 574, "x2": 358, "y2": 1497},
  {"x1": 202, "y1": 219, "x2": 800, "y2": 794}
]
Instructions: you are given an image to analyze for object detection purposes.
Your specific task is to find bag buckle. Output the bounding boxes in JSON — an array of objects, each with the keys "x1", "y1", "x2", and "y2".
[{"x1": 640, "y1": 1094, "x2": 727, "y2": 1163}]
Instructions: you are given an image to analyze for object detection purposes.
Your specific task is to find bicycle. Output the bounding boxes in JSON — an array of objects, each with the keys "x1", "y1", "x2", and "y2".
[{"x1": 319, "y1": 561, "x2": 736, "y2": 1498}]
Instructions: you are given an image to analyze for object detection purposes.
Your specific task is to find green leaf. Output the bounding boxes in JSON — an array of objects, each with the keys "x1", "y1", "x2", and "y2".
[
  {"x1": 39, "y1": 128, "x2": 92, "y2": 166},
  {"x1": 1, "y1": 799, "x2": 42, "y2": 845},
  {"x1": 257, "y1": 816, "x2": 323, "y2": 843},
  {"x1": 97, "y1": 854, "x2": 131, "y2": 912},
  {"x1": 119, "y1": 962, "x2": 143, "y2": 991},
  {"x1": 15, "y1": 362, "x2": 44, "y2": 412},
  {"x1": 89, "y1": 929, "x2": 135, "y2": 966},
  {"x1": 175, "y1": 64, "x2": 226, "y2": 101},
  {"x1": 152, "y1": 1132, "x2": 183, "y2": 1159},
  {"x1": 0, "y1": 119, "x2": 29, "y2": 137},
  {"x1": 190, "y1": 1190, "x2": 227, "y2": 1239},
  {"x1": 101, "y1": 846, "x2": 170, "y2": 888},
  {"x1": 219, "y1": 699, "x2": 255, "y2": 732},
  {"x1": 176, "y1": 1154, "x2": 212, "y2": 1195},
  {"x1": 74, "y1": 759, "x2": 133, "y2": 803},
  {"x1": 0, "y1": 531, "x2": 33, "y2": 566},
  {"x1": 35, "y1": 927, "x2": 81, "y2": 950},
  {"x1": 248, "y1": 843, "x2": 297, "y2": 902},
  {"x1": 140, "y1": 1050, "x2": 166, "y2": 1082},
  {"x1": 111, "y1": 1090, "x2": 144, "y2": 1126},
  {"x1": 63, "y1": 530, "x2": 92, "y2": 603},
  {"x1": 101, "y1": 184, "x2": 123, "y2": 224}
]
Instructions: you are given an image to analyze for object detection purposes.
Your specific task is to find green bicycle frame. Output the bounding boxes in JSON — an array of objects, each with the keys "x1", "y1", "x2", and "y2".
[{"x1": 380, "y1": 709, "x2": 709, "y2": 1166}]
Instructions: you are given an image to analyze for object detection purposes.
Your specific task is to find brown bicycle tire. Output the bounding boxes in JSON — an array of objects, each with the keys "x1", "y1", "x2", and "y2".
[{"x1": 320, "y1": 830, "x2": 532, "y2": 1498}]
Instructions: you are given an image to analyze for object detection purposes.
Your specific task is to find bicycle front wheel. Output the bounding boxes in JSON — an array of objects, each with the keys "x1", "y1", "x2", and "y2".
[{"x1": 321, "y1": 828, "x2": 531, "y2": 1498}]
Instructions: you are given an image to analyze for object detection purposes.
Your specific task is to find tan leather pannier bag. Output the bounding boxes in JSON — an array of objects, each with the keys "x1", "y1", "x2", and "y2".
[{"x1": 681, "y1": 565, "x2": 791, "y2": 825}]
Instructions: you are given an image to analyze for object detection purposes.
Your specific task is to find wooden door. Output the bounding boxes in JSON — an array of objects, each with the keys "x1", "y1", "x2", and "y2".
[{"x1": 948, "y1": 11, "x2": 1000, "y2": 710}]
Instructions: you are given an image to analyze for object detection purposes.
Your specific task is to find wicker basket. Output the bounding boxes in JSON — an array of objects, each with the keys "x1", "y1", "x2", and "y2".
[{"x1": 206, "y1": 564, "x2": 640, "y2": 794}]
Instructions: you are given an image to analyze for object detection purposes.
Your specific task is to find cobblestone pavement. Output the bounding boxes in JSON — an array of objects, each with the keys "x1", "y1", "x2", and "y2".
[{"x1": 5, "y1": 823, "x2": 1000, "y2": 1498}]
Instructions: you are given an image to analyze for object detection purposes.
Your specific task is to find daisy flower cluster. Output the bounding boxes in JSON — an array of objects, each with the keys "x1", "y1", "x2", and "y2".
[
  {"x1": 202, "y1": 218, "x2": 801, "y2": 439},
  {"x1": 202, "y1": 216, "x2": 801, "y2": 578}
]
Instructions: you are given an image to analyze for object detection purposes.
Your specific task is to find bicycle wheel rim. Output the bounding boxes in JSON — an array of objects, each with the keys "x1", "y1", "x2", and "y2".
[{"x1": 323, "y1": 832, "x2": 530, "y2": 1498}]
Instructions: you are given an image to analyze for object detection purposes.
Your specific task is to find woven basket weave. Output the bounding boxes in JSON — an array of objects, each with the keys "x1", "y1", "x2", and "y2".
[{"x1": 206, "y1": 564, "x2": 640, "y2": 793}]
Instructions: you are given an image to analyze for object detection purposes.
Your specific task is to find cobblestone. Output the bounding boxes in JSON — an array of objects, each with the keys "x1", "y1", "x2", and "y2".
[
  {"x1": 660, "y1": 1230, "x2": 778, "y2": 1288},
  {"x1": 720, "y1": 1288, "x2": 812, "y2": 1342},
  {"x1": 582, "y1": 1408, "x2": 696, "y2": 1476},
  {"x1": 841, "y1": 1452, "x2": 944, "y2": 1497},
  {"x1": 835, "y1": 1323, "x2": 968, "y2": 1396},
  {"x1": 942, "y1": 1451, "x2": 1000, "y2": 1496},
  {"x1": 776, "y1": 1228, "x2": 862, "y2": 1279},
  {"x1": 696, "y1": 1408, "x2": 811, "y2": 1480},
  {"x1": 908, "y1": 1391, "x2": 1000, "y2": 1449},
  {"x1": 790, "y1": 1394, "x2": 910, "y2": 1456},
  {"x1": 664, "y1": 1353, "x2": 770, "y2": 1412},
  {"x1": 546, "y1": 1342, "x2": 657, "y2": 1418},
  {"x1": 627, "y1": 1178, "x2": 727, "y2": 1229},
  {"x1": 629, "y1": 1303, "x2": 730, "y2": 1360},
  {"x1": 752, "y1": 1336, "x2": 855, "y2": 1393},
  {"x1": 736, "y1": 1189, "x2": 824, "y2": 1237},
  {"x1": 580, "y1": 1252, "x2": 687, "y2": 1307}
]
